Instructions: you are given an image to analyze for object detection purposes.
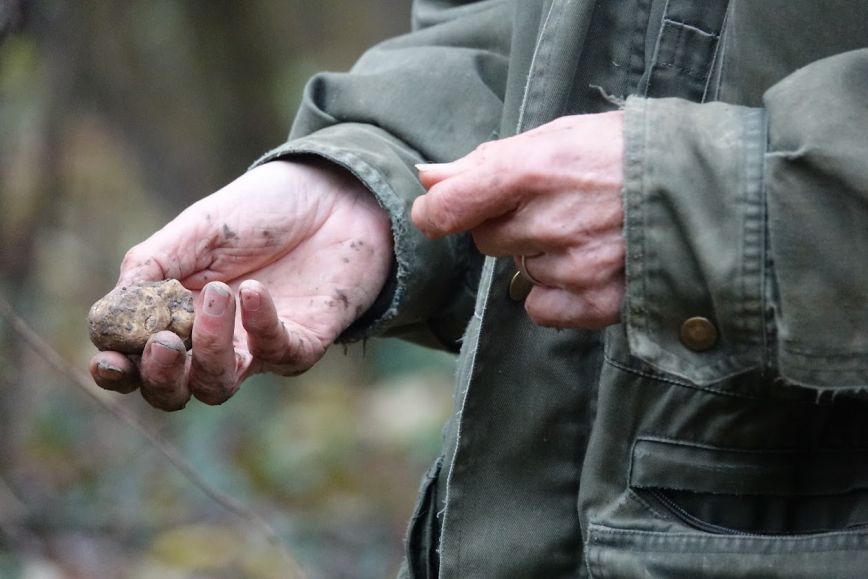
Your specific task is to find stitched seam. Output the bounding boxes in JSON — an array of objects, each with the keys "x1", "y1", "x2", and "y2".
[
  {"x1": 604, "y1": 354, "x2": 691, "y2": 387},
  {"x1": 785, "y1": 364, "x2": 868, "y2": 373},
  {"x1": 701, "y1": 6, "x2": 729, "y2": 102},
  {"x1": 632, "y1": 100, "x2": 649, "y2": 337},
  {"x1": 758, "y1": 110, "x2": 773, "y2": 368},
  {"x1": 437, "y1": 258, "x2": 496, "y2": 579},
  {"x1": 711, "y1": 5, "x2": 732, "y2": 99},
  {"x1": 603, "y1": 354, "x2": 769, "y2": 401},
  {"x1": 628, "y1": 0, "x2": 651, "y2": 93},
  {"x1": 589, "y1": 523, "x2": 868, "y2": 547},
  {"x1": 654, "y1": 61, "x2": 711, "y2": 81},
  {"x1": 782, "y1": 344, "x2": 868, "y2": 357},
  {"x1": 644, "y1": 0, "x2": 670, "y2": 96},
  {"x1": 585, "y1": 531, "x2": 604, "y2": 579},
  {"x1": 515, "y1": 1, "x2": 557, "y2": 133},
  {"x1": 662, "y1": 18, "x2": 720, "y2": 39},
  {"x1": 634, "y1": 435, "x2": 868, "y2": 456},
  {"x1": 738, "y1": 110, "x2": 766, "y2": 352},
  {"x1": 440, "y1": 1, "x2": 553, "y2": 571}
]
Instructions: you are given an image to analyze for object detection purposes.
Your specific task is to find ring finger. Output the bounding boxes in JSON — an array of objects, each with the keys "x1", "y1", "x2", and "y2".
[{"x1": 514, "y1": 244, "x2": 624, "y2": 291}]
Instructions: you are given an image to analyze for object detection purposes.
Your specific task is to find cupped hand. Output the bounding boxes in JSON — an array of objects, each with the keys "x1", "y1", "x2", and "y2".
[
  {"x1": 89, "y1": 159, "x2": 392, "y2": 410},
  {"x1": 412, "y1": 111, "x2": 625, "y2": 329}
]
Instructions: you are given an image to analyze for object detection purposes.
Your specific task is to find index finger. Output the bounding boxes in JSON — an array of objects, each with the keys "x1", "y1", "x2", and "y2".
[{"x1": 412, "y1": 165, "x2": 519, "y2": 239}]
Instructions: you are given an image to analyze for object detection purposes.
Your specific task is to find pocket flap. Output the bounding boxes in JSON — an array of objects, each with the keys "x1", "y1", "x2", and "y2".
[{"x1": 631, "y1": 438, "x2": 868, "y2": 496}]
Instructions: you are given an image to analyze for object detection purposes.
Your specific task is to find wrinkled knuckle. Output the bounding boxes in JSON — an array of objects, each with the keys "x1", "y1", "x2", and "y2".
[
  {"x1": 597, "y1": 243, "x2": 626, "y2": 272},
  {"x1": 428, "y1": 195, "x2": 459, "y2": 232},
  {"x1": 511, "y1": 166, "x2": 541, "y2": 193},
  {"x1": 565, "y1": 249, "x2": 621, "y2": 290},
  {"x1": 191, "y1": 356, "x2": 229, "y2": 382},
  {"x1": 142, "y1": 373, "x2": 176, "y2": 393},
  {"x1": 582, "y1": 293, "x2": 622, "y2": 329},
  {"x1": 193, "y1": 330, "x2": 224, "y2": 357},
  {"x1": 474, "y1": 140, "x2": 497, "y2": 159},
  {"x1": 285, "y1": 335, "x2": 327, "y2": 371},
  {"x1": 488, "y1": 171, "x2": 523, "y2": 206},
  {"x1": 242, "y1": 313, "x2": 269, "y2": 335},
  {"x1": 262, "y1": 319, "x2": 289, "y2": 343},
  {"x1": 241, "y1": 310, "x2": 275, "y2": 341},
  {"x1": 524, "y1": 298, "x2": 559, "y2": 328},
  {"x1": 569, "y1": 224, "x2": 602, "y2": 252},
  {"x1": 568, "y1": 267, "x2": 603, "y2": 291},
  {"x1": 250, "y1": 341, "x2": 286, "y2": 364},
  {"x1": 536, "y1": 228, "x2": 567, "y2": 250}
]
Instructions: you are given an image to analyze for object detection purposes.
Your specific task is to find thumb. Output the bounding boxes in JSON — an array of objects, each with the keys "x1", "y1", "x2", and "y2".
[
  {"x1": 116, "y1": 204, "x2": 212, "y2": 287},
  {"x1": 117, "y1": 226, "x2": 189, "y2": 287},
  {"x1": 118, "y1": 247, "x2": 168, "y2": 286}
]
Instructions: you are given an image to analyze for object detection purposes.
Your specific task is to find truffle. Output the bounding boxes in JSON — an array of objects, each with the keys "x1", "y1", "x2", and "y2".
[{"x1": 88, "y1": 279, "x2": 194, "y2": 353}]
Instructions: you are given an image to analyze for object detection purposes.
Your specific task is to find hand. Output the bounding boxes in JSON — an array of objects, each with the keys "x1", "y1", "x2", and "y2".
[
  {"x1": 89, "y1": 159, "x2": 392, "y2": 410},
  {"x1": 412, "y1": 111, "x2": 625, "y2": 329}
]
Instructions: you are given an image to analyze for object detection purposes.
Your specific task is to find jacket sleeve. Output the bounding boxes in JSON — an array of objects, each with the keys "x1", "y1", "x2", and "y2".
[
  {"x1": 622, "y1": 49, "x2": 868, "y2": 392},
  {"x1": 252, "y1": 0, "x2": 513, "y2": 350}
]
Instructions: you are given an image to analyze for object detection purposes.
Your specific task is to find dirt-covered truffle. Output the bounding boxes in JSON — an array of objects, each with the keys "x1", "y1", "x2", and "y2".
[{"x1": 88, "y1": 280, "x2": 195, "y2": 353}]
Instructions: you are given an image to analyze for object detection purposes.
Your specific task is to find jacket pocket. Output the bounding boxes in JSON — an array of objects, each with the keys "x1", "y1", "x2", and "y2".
[
  {"x1": 404, "y1": 456, "x2": 443, "y2": 579},
  {"x1": 587, "y1": 523, "x2": 868, "y2": 579},
  {"x1": 621, "y1": 96, "x2": 768, "y2": 389},
  {"x1": 586, "y1": 438, "x2": 868, "y2": 578},
  {"x1": 641, "y1": 0, "x2": 729, "y2": 100}
]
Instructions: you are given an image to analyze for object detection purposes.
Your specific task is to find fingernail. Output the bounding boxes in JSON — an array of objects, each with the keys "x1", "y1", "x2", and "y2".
[
  {"x1": 203, "y1": 284, "x2": 229, "y2": 316},
  {"x1": 97, "y1": 361, "x2": 123, "y2": 381},
  {"x1": 151, "y1": 341, "x2": 182, "y2": 367},
  {"x1": 415, "y1": 163, "x2": 446, "y2": 172},
  {"x1": 240, "y1": 287, "x2": 260, "y2": 311}
]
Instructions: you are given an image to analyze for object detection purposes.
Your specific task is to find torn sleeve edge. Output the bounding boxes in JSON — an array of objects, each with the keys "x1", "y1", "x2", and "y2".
[{"x1": 249, "y1": 140, "x2": 414, "y2": 342}]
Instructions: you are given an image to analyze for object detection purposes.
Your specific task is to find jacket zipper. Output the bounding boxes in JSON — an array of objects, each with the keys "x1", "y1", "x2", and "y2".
[
  {"x1": 650, "y1": 490, "x2": 868, "y2": 538},
  {"x1": 650, "y1": 489, "x2": 752, "y2": 536}
]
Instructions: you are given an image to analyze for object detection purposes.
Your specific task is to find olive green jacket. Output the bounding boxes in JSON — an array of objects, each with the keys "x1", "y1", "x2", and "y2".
[{"x1": 255, "y1": 1, "x2": 868, "y2": 577}]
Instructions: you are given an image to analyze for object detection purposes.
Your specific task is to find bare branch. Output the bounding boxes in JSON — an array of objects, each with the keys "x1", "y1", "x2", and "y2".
[{"x1": 0, "y1": 294, "x2": 307, "y2": 578}]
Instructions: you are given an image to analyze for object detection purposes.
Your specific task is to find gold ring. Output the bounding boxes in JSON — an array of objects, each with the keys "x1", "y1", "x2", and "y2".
[{"x1": 519, "y1": 254, "x2": 543, "y2": 286}]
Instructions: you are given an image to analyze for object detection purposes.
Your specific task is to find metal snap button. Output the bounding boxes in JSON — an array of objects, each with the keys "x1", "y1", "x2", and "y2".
[{"x1": 680, "y1": 317, "x2": 718, "y2": 352}]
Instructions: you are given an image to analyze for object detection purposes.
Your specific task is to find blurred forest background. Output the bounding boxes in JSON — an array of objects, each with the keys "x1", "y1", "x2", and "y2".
[{"x1": 0, "y1": 1, "x2": 456, "y2": 577}]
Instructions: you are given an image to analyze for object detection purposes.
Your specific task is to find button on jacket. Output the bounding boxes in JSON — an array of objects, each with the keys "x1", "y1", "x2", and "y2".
[{"x1": 254, "y1": 1, "x2": 868, "y2": 577}]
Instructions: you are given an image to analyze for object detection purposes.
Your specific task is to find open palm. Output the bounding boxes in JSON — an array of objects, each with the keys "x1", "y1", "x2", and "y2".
[{"x1": 90, "y1": 160, "x2": 392, "y2": 410}]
